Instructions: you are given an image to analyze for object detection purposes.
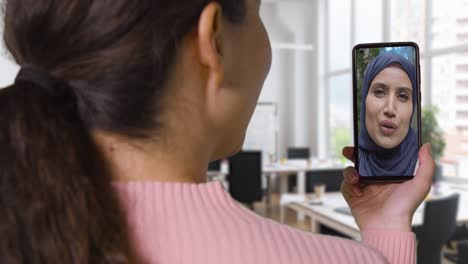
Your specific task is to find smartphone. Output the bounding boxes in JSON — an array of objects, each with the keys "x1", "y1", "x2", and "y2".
[{"x1": 352, "y1": 42, "x2": 422, "y2": 182}]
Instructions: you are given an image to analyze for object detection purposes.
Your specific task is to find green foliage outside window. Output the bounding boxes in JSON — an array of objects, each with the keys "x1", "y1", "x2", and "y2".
[
  {"x1": 421, "y1": 106, "x2": 446, "y2": 160},
  {"x1": 330, "y1": 126, "x2": 351, "y2": 162}
]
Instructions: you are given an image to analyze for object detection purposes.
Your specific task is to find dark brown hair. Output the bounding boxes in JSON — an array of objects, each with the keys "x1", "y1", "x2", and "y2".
[{"x1": 0, "y1": 1, "x2": 245, "y2": 263}]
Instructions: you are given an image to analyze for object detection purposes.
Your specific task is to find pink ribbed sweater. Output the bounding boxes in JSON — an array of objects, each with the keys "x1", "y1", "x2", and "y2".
[{"x1": 113, "y1": 181, "x2": 416, "y2": 264}]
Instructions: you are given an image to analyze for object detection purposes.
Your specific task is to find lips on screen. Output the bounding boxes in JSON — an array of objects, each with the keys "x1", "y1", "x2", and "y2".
[{"x1": 356, "y1": 46, "x2": 419, "y2": 177}]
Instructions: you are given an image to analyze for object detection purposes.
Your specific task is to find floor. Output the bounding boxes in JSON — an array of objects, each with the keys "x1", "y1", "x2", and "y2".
[{"x1": 251, "y1": 193, "x2": 455, "y2": 264}]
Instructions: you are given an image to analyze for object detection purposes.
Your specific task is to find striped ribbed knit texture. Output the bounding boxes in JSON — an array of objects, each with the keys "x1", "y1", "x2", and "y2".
[
  {"x1": 113, "y1": 181, "x2": 415, "y2": 264},
  {"x1": 362, "y1": 230, "x2": 416, "y2": 264}
]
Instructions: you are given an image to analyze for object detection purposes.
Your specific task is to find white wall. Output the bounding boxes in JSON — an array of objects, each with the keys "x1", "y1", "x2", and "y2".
[
  {"x1": 259, "y1": 0, "x2": 320, "y2": 158},
  {"x1": 0, "y1": 24, "x2": 20, "y2": 87}
]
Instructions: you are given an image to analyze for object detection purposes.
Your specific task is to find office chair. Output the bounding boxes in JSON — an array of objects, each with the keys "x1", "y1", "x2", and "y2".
[
  {"x1": 287, "y1": 148, "x2": 310, "y2": 159},
  {"x1": 444, "y1": 239, "x2": 468, "y2": 264},
  {"x1": 457, "y1": 240, "x2": 468, "y2": 264},
  {"x1": 306, "y1": 169, "x2": 343, "y2": 193},
  {"x1": 208, "y1": 160, "x2": 221, "y2": 171},
  {"x1": 444, "y1": 224, "x2": 468, "y2": 263},
  {"x1": 287, "y1": 147, "x2": 310, "y2": 192},
  {"x1": 413, "y1": 193, "x2": 459, "y2": 264},
  {"x1": 227, "y1": 151, "x2": 263, "y2": 209}
]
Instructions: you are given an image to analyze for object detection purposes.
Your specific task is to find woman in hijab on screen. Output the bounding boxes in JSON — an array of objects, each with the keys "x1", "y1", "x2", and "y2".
[{"x1": 359, "y1": 53, "x2": 419, "y2": 177}]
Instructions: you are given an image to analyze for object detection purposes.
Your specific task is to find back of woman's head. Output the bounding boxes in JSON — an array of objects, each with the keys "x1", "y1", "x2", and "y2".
[{"x1": 0, "y1": 1, "x2": 245, "y2": 263}]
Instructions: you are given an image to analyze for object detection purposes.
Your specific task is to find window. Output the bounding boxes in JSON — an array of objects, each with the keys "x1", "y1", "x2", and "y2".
[
  {"x1": 323, "y1": 0, "x2": 468, "y2": 181},
  {"x1": 355, "y1": 0, "x2": 383, "y2": 44},
  {"x1": 432, "y1": 55, "x2": 457, "y2": 132},
  {"x1": 394, "y1": 0, "x2": 468, "y2": 180},
  {"x1": 456, "y1": 96, "x2": 468, "y2": 104},
  {"x1": 390, "y1": 0, "x2": 426, "y2": 50},
  {"x1": 457, "y1": 64, "x2": 468, "y2": 73},
  {"x1": 457, "y1": 18, "x2": 468, "y2": 26},
  {"x1": 328, "y1": 0, "x2": 351, "y2": 72},
  {"x1": 458, "y1": 33, "x2": 468, "y2": 42},
  {"x1": 329, "y1": 74, "x2": 352, "y2": 158},
  {"x1": 457, "y1": 112, "x2": 468, "y2": 119},
  {"x1": 432, "y1": 0, "x2": 461, "y2": 49}
]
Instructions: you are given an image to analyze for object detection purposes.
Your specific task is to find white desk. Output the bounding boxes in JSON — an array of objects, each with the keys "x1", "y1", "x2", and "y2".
[
  {"x1": 263, "y1": 160, "x2": 345, "y2": 221},
  {"x1": 207, "y1": 171, "x2": 229, "y2": 190},
  {"x1": 263, "y1": 160, "x2": 344, "y2": 200},
  {"x1": 286, "y1": 182, "x2": 468, "y2": 240},
  {"x1": 207, "y1": 170, "x2": 227, "y2": 180}
]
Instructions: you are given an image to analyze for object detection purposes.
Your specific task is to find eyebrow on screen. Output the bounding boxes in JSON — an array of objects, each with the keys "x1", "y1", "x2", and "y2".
[
  {"x1": 397, "y1": 87, "x2": 413, "y2": 94},
  {"x1": 370, "y1": 82, "x2": 389, "y2": 90},
  {"x1": 371, "y1": 82, "x2": 412, "y2": 92}
]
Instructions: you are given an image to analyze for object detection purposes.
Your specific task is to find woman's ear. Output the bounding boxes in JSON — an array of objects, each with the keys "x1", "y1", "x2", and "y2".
[{"x1": 197, "y1": 2, "x2": 224, "y2": 90}]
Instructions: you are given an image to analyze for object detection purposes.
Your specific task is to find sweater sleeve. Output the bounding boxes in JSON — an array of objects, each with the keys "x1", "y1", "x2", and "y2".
[{"x1": 361, "y1": 229, "x2": 416, "y2": 264}]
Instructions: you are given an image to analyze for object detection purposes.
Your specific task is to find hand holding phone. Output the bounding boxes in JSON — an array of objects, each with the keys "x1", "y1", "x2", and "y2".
[
  {"x1": 353, "y1": 42, "x2": 422, "y2": 182},
  {"x1": 340, "y1": 144, "x2": 434, "y2": 232},
  {"x1": 343, "y1": 42, "x2": 435, "y2": 233}
]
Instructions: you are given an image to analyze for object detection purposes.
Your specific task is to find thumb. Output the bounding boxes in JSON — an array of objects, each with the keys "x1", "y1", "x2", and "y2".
[
  {"x1": 342, "y1": 146, "x2": 355, "y2": 163},
  {"x1": 414, "y1": 143, "x2": 436, "y2": 190}
]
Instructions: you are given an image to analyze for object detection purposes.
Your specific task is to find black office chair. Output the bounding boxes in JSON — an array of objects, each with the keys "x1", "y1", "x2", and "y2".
[
  {"x1": 208, "y1": 160, "x2": 221, "y2": 171},
  {"x1": 447, "y1": 224, "x2": 468, "y2": 248},
  {"x1": 287, "y1": 148, "x2": 310, "y2": 159},
  {"x1": 444, "y1": 224, "x2": 468, "y2": 263},
  {"x1": 458, "y1": 240, "x2": 468, "y2": 264},
  {"x1": 413, "y1": 193, "x2": 459, "y2": 264},
  {"x1": 306, "y1": 169, "x2": 343, "y2": 193},
  {"x1": 287, "y1": 147, "x2": 310, "y2": 192},
  {"x1": 445, "y1": 238, "x2": 468, "y2": 264},
  {"x1": 227, "y1": 151, "x2": 263, "y2": 209}
]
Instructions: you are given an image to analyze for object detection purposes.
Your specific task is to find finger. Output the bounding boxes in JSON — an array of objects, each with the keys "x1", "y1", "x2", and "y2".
[
  {"x1": 414, "y1": 143, "x2": 436, "y2": 191},
  {"x1": 340, "y1": 180, "x2": 363, "y2": 199},
  {"x1": 351, "y1": 183, "x2": 364, "y2": 197},
  {"x1": 342, "y1": 147, "x2": 355, "y2": 163},
  {"x1": 343, "y1": 166, "x2": 359, "y2": 184},
  {"x1": 342, "y1": 167, "x2": 364, "y2": 196},
  {"x1": 340, "y1": 181, "x2": 352, "y2": 200}
]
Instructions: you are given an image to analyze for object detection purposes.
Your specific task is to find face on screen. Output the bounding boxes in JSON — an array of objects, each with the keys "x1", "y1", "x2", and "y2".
[
  {"x1": 356, "y1": 46, "x2": 420, "y2": 177},
  {"x1": 365, "y1": 65, "x2": 413, "y2": 149}
]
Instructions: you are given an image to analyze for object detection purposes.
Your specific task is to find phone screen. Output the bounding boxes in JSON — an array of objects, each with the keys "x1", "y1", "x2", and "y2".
[{"x1": 353, "y1": 42, "x2": 421, "y2": 181}]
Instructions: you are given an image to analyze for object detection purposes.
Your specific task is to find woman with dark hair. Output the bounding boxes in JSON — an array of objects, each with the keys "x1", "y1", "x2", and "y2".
[
  {"x1": 359, "y1": 53, "x2": 419, "y2": 177},
  {"x1": 0, "y1": 0, "x2": 434, "y2": 263}
]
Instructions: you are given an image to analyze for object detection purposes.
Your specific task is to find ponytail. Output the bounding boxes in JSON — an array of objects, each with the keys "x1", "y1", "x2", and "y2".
[
  {"x1": 2, "y1": 0, "x2": 248, "y2": 262},
  {"x1": 0, "y1": 68, "x2": 137, "y2": 263}
]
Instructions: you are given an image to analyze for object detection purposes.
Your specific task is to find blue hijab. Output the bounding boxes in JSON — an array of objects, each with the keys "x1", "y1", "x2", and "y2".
[{"x1": 358, "y1": 53, "x2": 419, "y2": 177}]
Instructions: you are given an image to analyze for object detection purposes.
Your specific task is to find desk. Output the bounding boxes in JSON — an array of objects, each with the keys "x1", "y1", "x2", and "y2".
[
  {"x1": 286, "y1": 182, "x2": 468, "y2": 240},
  {"x1": 262, "y1": 160, "x2": 344, "y2": 202},
  {"x1": 263, "y1": 160, "x2": 344, "y2": 221},
  {"x1": 207, "y1": 171, "x2": 229, "y2": 190},
  {"x1": 207, "y1": 170, "x2": 227, "y2": 181}
]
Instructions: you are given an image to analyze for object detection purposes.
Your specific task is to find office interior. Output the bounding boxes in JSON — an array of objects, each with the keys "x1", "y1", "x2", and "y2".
[
  {"x1": 211, "y1": 1, "x2": 468, "y2": 263},
  {"x1": 0, "y1": 0, "x2": 467, "y2": 263}
]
